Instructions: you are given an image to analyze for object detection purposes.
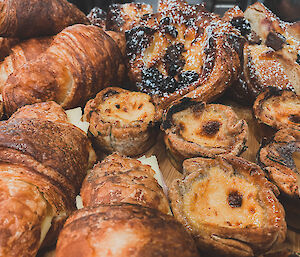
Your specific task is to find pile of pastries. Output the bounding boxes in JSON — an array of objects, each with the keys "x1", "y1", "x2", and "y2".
[{"x1": 0, "y1": 0, "x2": 299, "y2": 256}]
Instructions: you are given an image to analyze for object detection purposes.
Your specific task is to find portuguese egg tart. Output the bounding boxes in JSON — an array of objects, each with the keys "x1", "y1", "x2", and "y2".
[
  {"x1": 126, "y1": 0, "x2": 242, "y2": 113},
  {"x1": 84, "y1": 87, "x2": 158, "y2": 157},
  {"x1": 169, "y1": 155, "x2": 286, "y2": 257},
  {"x1": 257, "y1": 129, "x2": 300, "y2": 198},
  {"x1": 80, "y1": 153, "x2": 170, "y2": 215},
  {"x1": 56, "y1": 203, "x2": 200, "y2": 257},
  {"x1": 161, "y1": 98, "x2": 248, "y2": 169},
  {"x1": 253, "y1": 88, "x2": 300, "y2": 130}
]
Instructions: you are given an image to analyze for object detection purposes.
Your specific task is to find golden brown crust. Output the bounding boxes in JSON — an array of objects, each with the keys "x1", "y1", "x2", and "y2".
[
  {"x1": 257, "y1": 129, "x2": 300, "y2": 198},
  {"x1": 0, "y1": 37, "x2": 53, "y2": 92},
  {"x1": 56, "y1": 204, "x2": 200, "y2": 257},
  {"x1": 0, "y1": 0, "x2": 89, "y2": 39},
  {"x1": 126, "y1": 0, "x2": 242, "y2": 114},
  {"x1": 0, "y1": 37, "x2": 18, "y2": 61},
  {"x1": 253, "y1": 88, "x2": 300, "y2": 130},
  {"x1": 84, "y1": 87, "x2": 158, "y2": 156},
  {"x1": 0, "y1": 102, "x2": 96, "y2": 253},
  {"x1": 169, "y1": 155, "x2": 286, "y2": 257},
  {"x1": 2, "y1": 25, "x2": 125, "y2": 116},
  {"x1": 106, "y1": 3, "x2": 153, "y2": 33},
  {"x1": 81, "y1": 153, "x2": 170, "y2": 214},
  {"x1": 161, "y1": 98, "x2": 248, "y2": 169}
]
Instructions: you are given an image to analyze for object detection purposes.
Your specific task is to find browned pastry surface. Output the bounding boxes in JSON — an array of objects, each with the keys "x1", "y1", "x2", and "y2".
[
  {"x1": 2, "y1": 24, "x2": 125, "y2": 116},
  {"x1": 56, "y1": 204, "x2": 200, "y2": 257},
  {"x1": 84, "y1": 87, "x2": 158, "y2": 156},
  {"x1": 0, "y1": 0, "x2": 89, "y2": 39},
  {"x1": 81, "y1": 153, "x2": 170, "y2": 214},
  {"x1": 0, "y1": 101, "x2": 96, "y2": 255},
  {"x1": 0, "y1": 37, "x2": 53, "y2": 92},
  {"x1": 169, "y1": 155, "x2": 286, "y2": 257},
  {"x1": 253, "y1": 88, "x2": 300, "y2": 130},
  {"x1": 106, "y1": 3, "x2": 153, "y2": 32},
  {"x1": 161, "y1": 98, "x2": 248, "y2": 169},
  {"x1": 126, "y1": 0, "x2": 242, "y2": 113},
  {"x1": 257, "y1": 129, "x2": 300, "y2": 198},
  {"x1": 0, "y1": 37, "x2": 18, "y2": 61}
]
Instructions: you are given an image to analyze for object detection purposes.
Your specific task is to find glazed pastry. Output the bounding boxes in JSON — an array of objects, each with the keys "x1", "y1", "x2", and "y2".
[
  {"x1": 84, "y1": 87, "x2": 158, "y2": 156},
  {"x1": 161, "y1": 98, "x2": 248, "y2": 169},
  {"x1": 80, "y1": 153, "x2": 170, "y2": 214},
  {"x1": 0, "y1": 37, "x2": 53, "y2": 92},
  {"x1": 2, "y1": 24, "x2": 125, "y2": 116},
  {"x1": 0, "y1": 101, "x2": 96, "y2": 256},
  {"x1": 169, "y1": 155, "x2": 286, "y2": 257},
  {"x1": 257, "y1": 129, "x2": 300, "y2": 197},
  {"x1": 126, "y1": 0, "x2": 242, "y2": 114},
  {"x1": 253, "y1": 88, "x2": 300, "y2": 131},
  {"x1": 0, "y1": 0, "x2": 89, "y2": 38},
  {"x1": 56, "y1": 204, "x2": 200, "y2": 257},
  {"x1": 87, "y1": 7, "x2": 107, "y2": 29}
]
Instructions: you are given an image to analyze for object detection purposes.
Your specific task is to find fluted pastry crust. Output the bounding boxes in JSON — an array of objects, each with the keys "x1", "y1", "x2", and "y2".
[
  {"x1": 84, "y1": 87, "x2": 158, "y2": 156},
  {"x1": 56, "y1": 204, "x2": 200, "y2": 257},
  {"x1": 0, "y1": 0, "x2": 89, "y2": 38},
  {"x1": 0, "y1": 37, "x2": 53, "y2": 92},
  {"x1": 126, "y1": 0, "x2": 242, "y2": 114},
  {"x1": 161, "y1": 98, "x2": 248, "y2": 169},
  {"x1": 81, "y1": 153, "x2": 170, "y2": 214},
  {"x1": 253, "y1": 88, "x2": 300, "y2": 130},
  {"x1": 2, "y1": 24, "x2": 125, "y2": 116},
  {"x1": 169, "y1": 155, "x2": 286, "y2": 257},
  {"x1": 257, "y1": 129, "x2": 300, "y2": 198},
  {"x1": 0, "y1": 101, "x2": 96, "y2": 255}
]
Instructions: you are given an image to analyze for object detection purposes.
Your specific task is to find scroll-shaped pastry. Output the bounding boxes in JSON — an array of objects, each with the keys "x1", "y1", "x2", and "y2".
[
  {"x1": 80, "y1": 153, "x2": 170, "y2": 214},
  {"x1": 169, "y1": 155, "x2": 286, "y2": 257},
  {"x1": 84, "y1": 87, "x2": 158, "y2": 156},
  {"x1": 0, "y1": 37, "x2": 53, "y2": 92},
  {"x1": 126, "y1": 0, "x2": 242, "y2": 113},
  {"x1": 253, "y1": 88, "x2": 300, "y2": 131},
  {"x1": 257, "y1": 129, "x2": 300, "y2": 197},
  {"x1": 2, "y1": 24, "x2": 125, "y2": 116},
  {"x1": 161, "y1": 98, "x2": 248, "y2": 169},
  {"x1": 0, "y1": 0, "x2": 89, "y2": 39},
  {"x1": 0, "y1": 101, "x2": 96, "y2": 256},
  {"x1": 56, "y1": 204, "x2": 200, "y2": 257}
]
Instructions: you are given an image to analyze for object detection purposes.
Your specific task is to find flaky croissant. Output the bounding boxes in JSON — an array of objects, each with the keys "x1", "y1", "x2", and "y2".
[
  {"x1": 0, "y1": 101, "x2": 96, "y2": 257},
  {"x1": 0, "y1": 37, "x2": 53, "y2": 92},
  {"x1": 2, "y1": 24, "x2": 126, "y2": 116},
  {"x1": 0, "y1": 0, "x2": 89, "y2": 39}
]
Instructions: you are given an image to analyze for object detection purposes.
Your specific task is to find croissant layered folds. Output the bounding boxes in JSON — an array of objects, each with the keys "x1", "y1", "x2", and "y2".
[
  {"x1": 125, "y1": 0, "x2": 242, "y2": 113},
  {"x1": 0, "y1": 101, "x2": 95, "y2": 256},
  {"x1": 56, "y1": 204, "x2": 200, "y2": 257},
  {"x1": 80, "y1": 153, "x2": 170, "y2": 214},
  {"x1": 169, "y1": 156, "x2": 286, "y2": 257},
  {"x1": 2, "y1": 24, "x2": 125, "y2": 116},
  {"x1": 0, "y1": 0, "x2": 89, "y2": 38},
  {"x1": 0, "y1": 37, "x2": 53, "y2": 92}
]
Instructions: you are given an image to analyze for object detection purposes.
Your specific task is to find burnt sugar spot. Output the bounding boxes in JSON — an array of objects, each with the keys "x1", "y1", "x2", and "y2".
[
  {"x1": 201, "y1": 120, "x2": 221, "y2": 137},
  {"x1": 228, "y1": 190, "x2": 243, "y2": 208}
]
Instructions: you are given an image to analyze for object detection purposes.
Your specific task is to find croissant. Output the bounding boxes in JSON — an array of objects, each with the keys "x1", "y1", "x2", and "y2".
[
  {"x1": 0, "y1": 37, "x2": 18, "y2": 61},
  {"x1": 0, "y1": 0, "x2": 89, "y2": 39},
  {"x1": 2, "y1": 24, "x2": 125, "y2": 116},
  {"x1": 0, "y1": 36, "x2": 53, "y2": 92},
  {"x1": 0, "y1": 101, "x2": 96, "y2": 256}
]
